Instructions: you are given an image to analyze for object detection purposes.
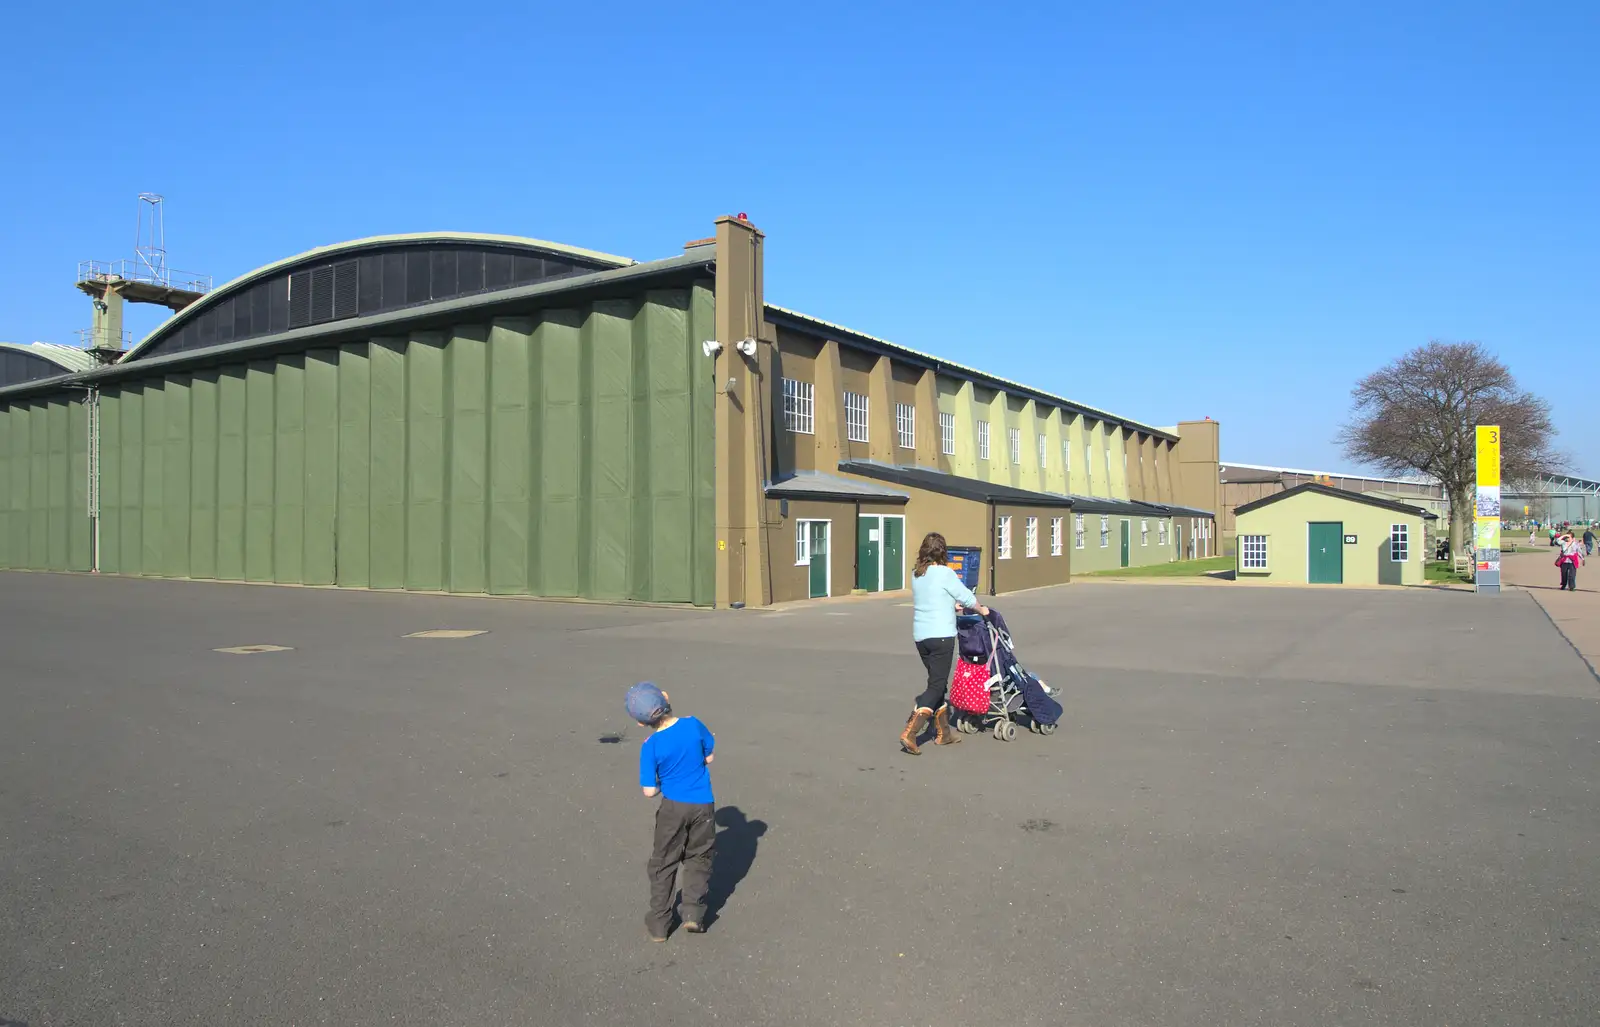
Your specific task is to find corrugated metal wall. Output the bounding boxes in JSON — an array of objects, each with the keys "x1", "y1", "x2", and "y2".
[
  {"x1": 0, "y1": 285, "x2": 718, "y2": 605},
  {"x1": 0, "y1": 394, "x2": 94, "y2": 572}
]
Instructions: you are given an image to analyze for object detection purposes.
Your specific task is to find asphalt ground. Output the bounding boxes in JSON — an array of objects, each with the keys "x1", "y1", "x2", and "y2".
[{"x1": 1, "y1": 572, "x2": 1596, "y2": 1026}]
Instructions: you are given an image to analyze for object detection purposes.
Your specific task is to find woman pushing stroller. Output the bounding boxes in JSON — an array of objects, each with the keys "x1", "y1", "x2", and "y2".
[{"x1": 900, "y1": 532, "x2": 988, "y2": 755}]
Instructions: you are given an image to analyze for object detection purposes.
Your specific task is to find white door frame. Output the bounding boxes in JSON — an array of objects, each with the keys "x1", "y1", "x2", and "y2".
[{"x1": 797, "y1": 518, "x2": 832, "y2": 597}]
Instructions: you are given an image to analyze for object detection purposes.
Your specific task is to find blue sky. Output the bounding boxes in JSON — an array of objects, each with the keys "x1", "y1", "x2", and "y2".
[{"x1": 3, "y1": 1, "x2": 1595, "y2": 476}]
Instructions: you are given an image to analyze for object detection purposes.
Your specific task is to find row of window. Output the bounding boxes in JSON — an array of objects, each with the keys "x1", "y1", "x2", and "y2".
[
  {"x1": 782, "y1": 377, "x2": 1137, "y2": 475},
  {"x1": 1238, "y1": 524, "x2": 1411, "y2": 571},
  {"x1": 996, "y1": 515, "x2": 1066, "y2": 559},
  {"x1": 993, "y1": 514, "x2": 1172, "y2": 558}
]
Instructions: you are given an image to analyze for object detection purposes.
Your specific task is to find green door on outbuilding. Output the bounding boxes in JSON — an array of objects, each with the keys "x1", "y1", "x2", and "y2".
[
  {"x1": 882, "y1": 516, "x2": 904, "y2": 590},
  {"x1": 855, "y1": 514, "x2": 905, "y2": 592},
  {"x1": 856, "y1": 516, "x2": 880, "y2": 591},
  {"x1": 1308, "y1": 521, "x2": 1344, "y2": 583},
  {"x1": 1119, "y1": 519, "x2": 1131, "y2": 568},
  {"x1": 807, "y1": 521, "x2": 830, "y2": 598}
]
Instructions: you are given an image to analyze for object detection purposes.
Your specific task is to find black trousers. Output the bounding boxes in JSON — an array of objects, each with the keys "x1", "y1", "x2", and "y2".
[
  {"x1": 914, "y1": 637, "x2": 957, "y2": 711},
  {"x1": 646, "y1": 798, "x2": 716, "y2": 936},
  {"x1": 1560, "y1": 562, "x2": 1577, "y2": 590}
]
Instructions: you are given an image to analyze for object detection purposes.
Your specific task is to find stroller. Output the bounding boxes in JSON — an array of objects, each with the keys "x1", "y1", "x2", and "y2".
[{"x1": 950, "y1": 609, "x2": 1063, "y2": 741}]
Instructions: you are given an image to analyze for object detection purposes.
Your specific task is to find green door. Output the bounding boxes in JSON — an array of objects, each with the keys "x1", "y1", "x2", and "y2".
[
  {"x1": 808, "y1": 521, "x2": 830, "y2": 598},
  {"x1": 856, "y1": 516, "x2": 881, "y2": 591},
  {"x1": 883, "y1": 517, "x2": 905, "y2": 591},
  {"x1": 1308, "y1": 522, "x2": 1343, "y2": 583},
  {"x1": 1119, "y1": 519, "x2": 1131, "y2": 568}
]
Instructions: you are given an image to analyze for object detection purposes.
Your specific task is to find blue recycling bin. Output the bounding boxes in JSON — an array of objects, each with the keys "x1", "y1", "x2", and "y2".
[{"x1": 946, "y1": 547, "x2": 982, "y2": 591}]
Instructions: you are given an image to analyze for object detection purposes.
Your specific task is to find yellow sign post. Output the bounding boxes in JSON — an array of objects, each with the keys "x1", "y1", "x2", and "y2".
[{"x1": 1474, "y1": 425, "x2": 1501, "y2": 593}]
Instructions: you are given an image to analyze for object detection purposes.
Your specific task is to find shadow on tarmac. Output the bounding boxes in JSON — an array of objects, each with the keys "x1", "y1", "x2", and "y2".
[{"x1": 706, "y1": 806, "x2": 766, "y2": 926}]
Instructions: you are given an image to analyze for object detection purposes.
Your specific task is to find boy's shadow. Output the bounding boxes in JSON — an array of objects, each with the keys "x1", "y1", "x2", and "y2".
[{"x1": 705, "y1": 806, "x2": 766, "y2": 926}]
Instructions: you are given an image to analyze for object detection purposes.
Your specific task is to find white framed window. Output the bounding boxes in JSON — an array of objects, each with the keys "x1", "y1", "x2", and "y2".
[
  {"x1": 1140, "y1": 519, "x2": 1149, "y2": 547},
  {"x1": 895, "y1": 403, "x2": 915, "y2": 449},
  {"x1": 1085, "y1": 442, "x2": 1093, "y2": 481},
  {"x1": 939, "y1": 411, "x2": 955, "y2": 455},
  {"x1": 1025, "y1": 516, "x2": 1039, "y2": 558},
  {"x1": 1037, "y1": 434, "x2": 1047, "y2": 469},
  {"x1": 1008, "y1": 427, "x2": 1021, "y2": 463},
  {"x1": 795, "y1": 521, "x2": 811, "y2": 564},
  {"x1": 1241, "y1": 534, "x2": 1269, "y2": 570},
  {"x1": 1099, "y1": 515, "x2": 1110, "y2": 548},
  {"x1": 782, "y1": 378, "x2": 814, "y2": 435},
  {"x1": 1051, "y1": 516, "x2": 1064, "y2": 556},
  {"x1": 1063, "y1": 440, "x2": 1071, "y2": 475},
  {"x1": 844, "y1": 391, "x2": 869, "y2": 443},
  {"x1": 1390, "y1": 523, "x2": 1409, "y2": 562},
  {"x1": 1159, "y1": 520, "x2": 1169, "y2": 546},
  {"x1": 977, "y1": 420, "x2": 990, "y2": 460},
  {"x1": 1106, "y1": 445, "x2": 1113, "y2": 477},
  {"x1": 1074, "y1": 514, "x2": 1085, "y2": 549},
  {"x1": 997, "y1": 515, "x2": 1012, "y2": 560}
]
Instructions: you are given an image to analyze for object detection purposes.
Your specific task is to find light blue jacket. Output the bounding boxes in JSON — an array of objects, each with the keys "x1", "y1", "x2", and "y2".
[{"x1": 911, "y1": 563, "x2": 978, "y2": 641}]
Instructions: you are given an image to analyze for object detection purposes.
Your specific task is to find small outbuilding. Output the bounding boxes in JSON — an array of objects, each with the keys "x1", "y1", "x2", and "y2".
[{"x1": 1232, "y1": 482, "x2": 1437, "y2": 586}]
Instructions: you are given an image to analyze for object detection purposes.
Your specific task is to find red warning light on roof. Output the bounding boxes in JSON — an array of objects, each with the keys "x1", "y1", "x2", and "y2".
[{"x1": 737, "y1": 212, "x2": 748, "y2": 220}]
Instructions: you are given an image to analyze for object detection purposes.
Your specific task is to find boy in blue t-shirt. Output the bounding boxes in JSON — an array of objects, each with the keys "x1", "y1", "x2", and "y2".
[{"x1": 626, "y1": 682, "x2": 716, "y2": 941}]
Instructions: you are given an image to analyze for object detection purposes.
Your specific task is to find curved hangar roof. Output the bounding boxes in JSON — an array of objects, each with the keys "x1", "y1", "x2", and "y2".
[
  {"x1": 0, "y1": 341, "x2": 99, "y2": 388},
  {"x1": 122, "y1": 232, "x2": 635, "y2": 364}
]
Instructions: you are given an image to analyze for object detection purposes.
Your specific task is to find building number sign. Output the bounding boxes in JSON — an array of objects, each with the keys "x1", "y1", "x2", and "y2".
[{"x1": 1344, "y1": 534, "x2": 1358, "y2": 545}]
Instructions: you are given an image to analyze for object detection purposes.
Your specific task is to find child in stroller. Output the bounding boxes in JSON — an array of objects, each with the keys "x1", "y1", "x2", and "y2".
[{"x1": 949, "y1": 608, "x2": 1063, "y2": 741}]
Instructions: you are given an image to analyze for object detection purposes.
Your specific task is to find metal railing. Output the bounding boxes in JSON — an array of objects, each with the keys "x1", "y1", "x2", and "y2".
[
  {"x1": 75, "y1": 327, "x2": 133, "y2": 351},
  {"x1": 77, "y1": 258, "x2": 212, "y2": 295}
]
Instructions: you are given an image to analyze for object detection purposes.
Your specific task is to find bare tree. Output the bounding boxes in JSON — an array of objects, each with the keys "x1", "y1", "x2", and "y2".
[{"x1": 1339, "y1": 341, "x2": 1563, "y2": 559}]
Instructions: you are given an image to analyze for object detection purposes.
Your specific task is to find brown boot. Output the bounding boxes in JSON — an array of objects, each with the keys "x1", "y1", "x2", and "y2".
[
  {"x1": 934, "y1": 705, "x2": 962, "y2": 745},
  {"x1": 899, "y1": 708, "x2": 933, "y2": 755}
]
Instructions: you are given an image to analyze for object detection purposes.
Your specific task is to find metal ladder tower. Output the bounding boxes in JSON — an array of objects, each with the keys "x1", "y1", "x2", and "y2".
[{"x1": 76, "y1": 193, "x2": 212, "y2": 363}]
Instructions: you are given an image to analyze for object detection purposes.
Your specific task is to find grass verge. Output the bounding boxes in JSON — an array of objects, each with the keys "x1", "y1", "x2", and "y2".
[
  {"x1": 1425, "y1": 560, "x2": 1474, "y2": 585},
  {"x1": 1087, "y1": 556, "x2": 1235, "y2": 578}
]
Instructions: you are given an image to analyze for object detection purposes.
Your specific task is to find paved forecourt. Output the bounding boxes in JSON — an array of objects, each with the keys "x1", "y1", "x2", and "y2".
[{"x1": 1, "y1": 571, "x2": 1596, "y2": 1026}]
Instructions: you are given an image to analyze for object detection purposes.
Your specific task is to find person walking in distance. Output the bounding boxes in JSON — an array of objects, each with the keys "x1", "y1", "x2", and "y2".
[
  {"x1": 627, "y1": 682, "x2": 716, "y2": 941},
  {"x1": 1556, "y1": 532, "x2": 1584, "y2": 592},
  {"x1": 901, "y1": 532, "x2": 988, "y2": 755},
  {"x1": 1584, "y1": 526, "x2": 1595, "y2": 558}
]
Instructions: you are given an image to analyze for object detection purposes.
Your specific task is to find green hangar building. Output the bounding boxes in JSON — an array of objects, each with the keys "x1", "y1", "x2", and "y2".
[{"x1": 0, "y1": 216, "x2": 1220, "y2": 607}]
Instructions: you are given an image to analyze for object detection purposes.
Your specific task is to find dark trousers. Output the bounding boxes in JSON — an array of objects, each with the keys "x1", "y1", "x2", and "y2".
[
  {"x1": 914, "y1": 637, "x2": 956, "y2": 710},
  {"x1": 1559, "y1": 562, "x2": 1577, "y2": 590},
  {"x1": 646, "y1": 798, "x2": 715, "y2": 936}
]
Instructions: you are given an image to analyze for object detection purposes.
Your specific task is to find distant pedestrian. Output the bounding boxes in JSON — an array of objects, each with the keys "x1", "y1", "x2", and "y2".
[
  {"x1": 901, "y1": 531, "x2": 987, "y2": 755},
  {"x1": 627, "y1": 682, "x2": 716, "y2": 942},
  {"x1": 1584, "y1": 527, "x2": 1595, "y2": 558},
  {"x1": 1555, "y1": 533, "x2": 1583, "y2": 592}
]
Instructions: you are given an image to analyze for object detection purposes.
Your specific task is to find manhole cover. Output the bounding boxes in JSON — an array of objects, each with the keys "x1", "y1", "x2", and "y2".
[
  {"x1": 403, "y1": 630, "x2": 488, "y2": 639},
  {"x1": 214, "y1": 645, "x2": 294, "y2": 655}
]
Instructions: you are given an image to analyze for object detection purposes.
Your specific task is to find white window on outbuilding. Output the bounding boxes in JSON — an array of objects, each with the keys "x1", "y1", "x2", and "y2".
[{"x1": 1390, "y1": 523, "x2": 1409, "y2": 562}]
